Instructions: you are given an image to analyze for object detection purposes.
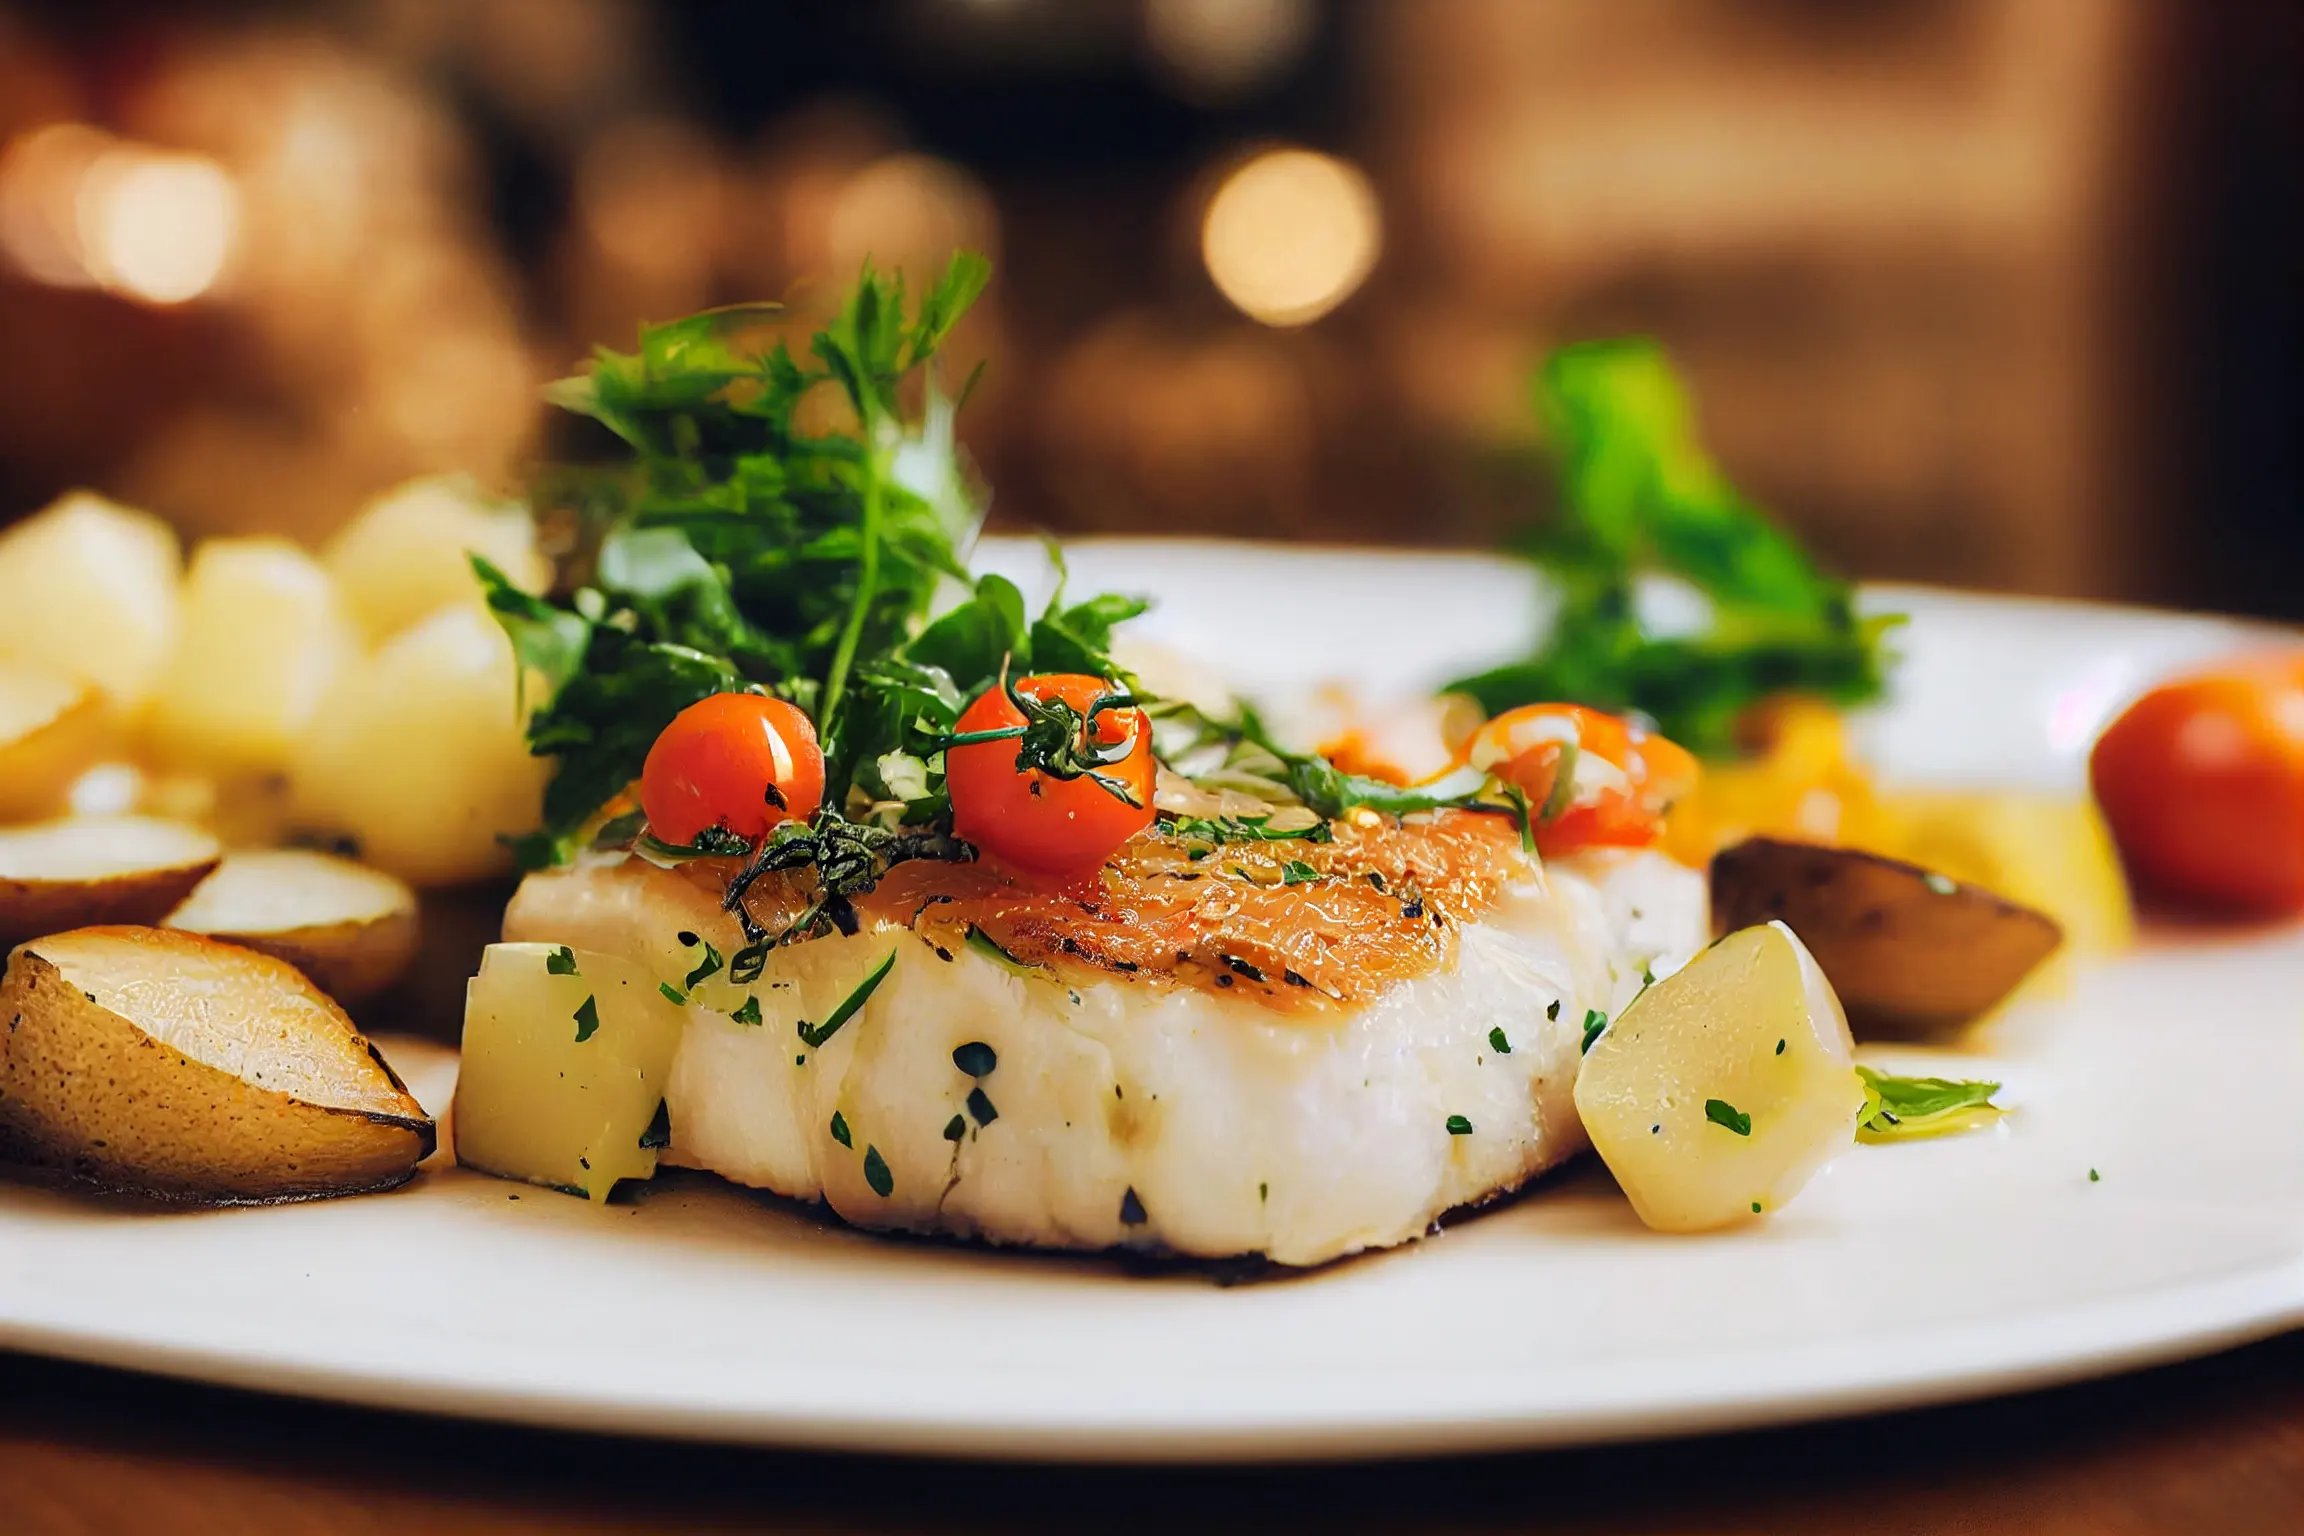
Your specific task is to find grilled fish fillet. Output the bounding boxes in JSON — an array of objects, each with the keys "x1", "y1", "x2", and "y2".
[{"x1": 501, "y1": 819, "x2": 1705, "y2": 1266}]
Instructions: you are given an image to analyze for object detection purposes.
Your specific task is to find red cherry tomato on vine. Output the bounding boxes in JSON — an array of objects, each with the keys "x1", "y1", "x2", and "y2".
[
  {"x1": 2091, "y1": 656, "x2": 2304, "y2": 912},
  {"x1": 1459, "y1": 703, "x2": 1697, "y2": 858},
  {"x1": 947, "y1": 674, "x2": 1156, "y2": 879},
  {"x1": 640, "y1": 692, "x2": 825, "y2": 846}
]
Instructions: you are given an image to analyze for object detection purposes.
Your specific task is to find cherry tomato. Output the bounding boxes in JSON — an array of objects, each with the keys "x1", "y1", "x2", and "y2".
[
  {"x1": 1459, "y1": 703, "x2": 1698, "y2": 858},
  {"x1": 2090, "y1": 656, "x2": 2304, "y2": 911},
  {"x1": 947, "y1": 673, "x2": 1155, "y2": 879},
  {"x1": 640, "y1": 692, "x2": 824, "y2": 846}
]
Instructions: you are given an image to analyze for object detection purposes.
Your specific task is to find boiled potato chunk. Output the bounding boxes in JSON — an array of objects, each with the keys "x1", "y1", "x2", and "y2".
[
  {"x1": 166, "y1": 850, "x2": 419, "y2": 1004},
  {"x1": 0, "y1": 926, "x2": 434, "y2": 1201},
  {"x1": 0, "y1": 490, "x2": 181, "y2": 706},
  {"x1": 0, "y1": 816, "x2": 221, "y2": 947},
  {"x1": 1576, "y1": 921, "x2": 1865, "y2": 1232},
  {"x1": 0, "y1": 662, "x2": 113, "y2": 822},
  {"x1": 324, "y1": 475, "x2": 548, "y2": 641},
  {"x1": 453, "y1": 942, "x2": 687, "y2": 1202},
  {"x1": 145, "y1": 538, "x2": 360, "y2": 774},
  {"x1": 289, "y1": 605, "x2": 548, "y2": 885}
]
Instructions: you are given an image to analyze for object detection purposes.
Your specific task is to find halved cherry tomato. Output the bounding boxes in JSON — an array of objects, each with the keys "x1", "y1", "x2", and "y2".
[
  {"x1": 1459, "y1": 702, "x2": 1698, "y2": 858},
  {"x1": 640, "y1": 692, "x2": 824, "y2": 846},
  {"x1": 946, "y1": 673, "x2": 1155, "y2": 880},
  {"x1": 2090, "y1": 655, "x2": 2304, "y2": 911}
]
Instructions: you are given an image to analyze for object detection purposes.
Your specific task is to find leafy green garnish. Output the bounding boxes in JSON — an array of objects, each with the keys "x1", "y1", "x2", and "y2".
[
  {"x1": 1488, "y1": 1026, "x2": 1511, "y2": 1055},
  {"x1": 572, "y1": 995, "x2": 600, "y2": 1042},
  {"x1": 730, "y1": 994, "x2": 762, "y2": 1027},
  {"x1": 796, "y1": 950, "x2": 896, "y2": 1049},
  {"x1": 657, "y1": 982, "x2": 686, "y2": 1007},
  {"x1": 966, "y1": 1086, "x2": 998, "y2": 1126},
  {"x1": 829, "y1": 1110, "x2": 852, "y2": 1148},
  {"x1": 681, "y1": 937, "x2": 725, "y2": 991},
  {"x1": 1445, "y1": 1114, "x2": 1474, "y2": 1136},
  {"x1": 1280, "y1": 859, "x2": 1320, "y2": 885},
  {"x1": 1447, "y1": 339, "x2": 1900, "y2": 756},
  {"x1": 1581, "y1": 1008, "x2": 1608, "y2": 1054},
  {"x1": 965, "y1": 924, "x2": 1039, "y2": 978},
  {"x1": 1704, "y1": 1098, "x2": 1752, "y2": 1136},
  {"x1": 545, "y1": 945, "x2": 579, "y2": 977},
  {"x1": 951, "y1": 1040, "x2": 997, "y2": 1077},
  {"x1": 862, "y1": 1145, "x2": 894, "y2": 1197},
  {"x1": 1856, "y1": 1067, "x2": 2004, "y2": 1143}
]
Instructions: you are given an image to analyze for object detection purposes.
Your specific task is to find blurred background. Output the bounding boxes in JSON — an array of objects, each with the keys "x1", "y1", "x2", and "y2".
[{"x1": 0, "y1": 0, "x2": 2294, "y2": 613}]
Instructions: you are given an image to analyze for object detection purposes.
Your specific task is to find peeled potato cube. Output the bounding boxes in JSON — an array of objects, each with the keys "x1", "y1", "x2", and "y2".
[
  {"x1": 0, "y1": 662, "x2": 114, "y2": 821},
  {"x1": 0, "y1": 926, "x2": 434, "y2": 1201},
  {"x1": 452, "y1": 942, "x2": 687, "y2": 1202},
  {"x1": 145, "y1": 538, "x2": 359, "y2": 774},
  {"x1": 1575, "y1": 921, "x2": 1865, "y2": 1232},
  {"x1": 0, "y1": 815, "x2": 221, "y2": 947},
  {"x1": 324, "y1": 475, "x2": 548, "y2": 641},
  {"x1": 288, "y1": 605, "x2": 549, "y2": 886},
  {"x1": 166, "y1": 850, "x2": 419, "y2": 1005},
  {"x1": 0, "y1": 490, "x2": 181, "y2": 706}
]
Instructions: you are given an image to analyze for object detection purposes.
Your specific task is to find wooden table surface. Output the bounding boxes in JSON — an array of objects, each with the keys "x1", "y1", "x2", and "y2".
[{"x1": 3, "y1": 1329, "x2": 2300, "y2": 1535}]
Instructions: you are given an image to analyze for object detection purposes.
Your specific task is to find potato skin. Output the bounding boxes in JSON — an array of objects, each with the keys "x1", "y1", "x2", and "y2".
[
  {"x1": 204, "y1": 907, "x2": 421, "y2": 1007},
  {"x1": 0, "y1": 858, "x2": 219, "y2": 950},
  {"x1": 1709, "y1": 837, "x2": 2063, "y2": 1038},
  {"x1": 0, "y1": 934, "x2": 434, "y2": 1202}
]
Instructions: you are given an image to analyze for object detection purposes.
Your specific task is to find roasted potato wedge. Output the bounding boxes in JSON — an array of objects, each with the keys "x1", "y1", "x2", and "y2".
[
  {"x1": 1710, "y1": 837, "x2": 2064, "y2": 1038},
  {"x1": 0, "y1": 816, "x2": 221, "y2": 948},
  {"x1": 0, "y1": 662, "x2": 113, "y2": 822},
  {"x1": 165, "y1": 850, "x2": 419, "y2": 1004},
  {"x1": 0, "y1": 926, "x2": 434, "y2": 1201}
]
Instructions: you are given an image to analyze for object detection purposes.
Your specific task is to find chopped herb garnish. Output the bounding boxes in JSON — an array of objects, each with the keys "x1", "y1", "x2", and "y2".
[
  {"x1": 658, "y1": 981, "x2": 687, "y2": 1007},
  {"x1": 729, "y1": 940, "x2": 770, "y2": 987},
  {"x1": 682, "y1": 937, "x2": 725, "y2": 991},
  {"x1": 1547, "y1": 999, "x2": 1562, "y2": 1021},
  {"x1": 1751, "y1": 1200, "x2": 1763, "y2": 1214},
  {"x1": 1119, "y1": 1187, "x2": 1148, "y2": 1225},
  {"x1": 1705, "y1": 1098, "x2": 1753, "y2": 1136},
  {"x1": 638, "y1": 1100, "x2": 672, "y2": 1150},
  {"x1": 1445, "y1": 1114, "x2": 1474, "y2": 1136},
  {"x1": 966, "y1": 1086, "x2": 998, "y2": 1127},
  {"x1": 675, "y1": 930, "x2": 698, "y2": 947},
  {"x1": 572, "y1": 995, "x2": 600, "y2": 1042},
  {"x1": 1280, "y1": 859, "x2": 1320, "y2": 885},
  {"x1": 943, "y1": 1114, "x2": 965, "y2": 1142},
  {"x1": 1581, "y1": 1008, "x2": 1608, "y2": 1053},
  {"x1": 730, "y1": 994, "x2": 763, "y2": 1027},
  {"x1": 829, "y1": 1110, "x2": 852, "y2": 1148},
  {"x1": 2089, "y1": 1167, "x2": 2100, "y2": 1183},
  {"x1": 966, "y1": 924, "x2": 1040, "y2": 978},
  {"x1": 1259, "y1": 1181, "x2": 1269, "y2": 1203},
  {"x1": 545, "y1": 945, "x2": 579, "y2": 977},
  {"x1": 952, "y1": 1040, "x2": 998, "y2": 1077},
  {"x1": 1775, "y1": 1038, "x2": 1786, "y2": 1055},
  {"x1": 1856, "y1": 1067, "x2": 2004, "y2": 1143},
  {"x1": 1489, "y1": 1026, "x2": 1512, "y2": 1055},
  {"x1": 796, "y1": 950, "x2": 896, "y2": 1049},
  {"x1": 862, "y1": 1145, "x2": 893, "y2": 1197}
]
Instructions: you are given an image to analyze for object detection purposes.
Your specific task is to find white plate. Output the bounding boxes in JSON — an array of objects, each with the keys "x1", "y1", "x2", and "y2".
[{"x1": 3, "y1": 538, "x2": 2300, "y2": 1462}]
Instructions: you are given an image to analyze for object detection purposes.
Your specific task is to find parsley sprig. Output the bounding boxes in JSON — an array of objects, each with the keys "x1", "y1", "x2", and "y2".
[{"x1": 1448, "y1": 339, "x2": 1901, "y2": 757}]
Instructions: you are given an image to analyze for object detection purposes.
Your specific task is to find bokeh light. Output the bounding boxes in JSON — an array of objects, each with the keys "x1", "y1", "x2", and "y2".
[
  {"x1": 1200, "y1": 147, "x2": 1380, "y2": 327},
  {"x1": 76, "y1": 148, "x2": 239, "y2": 304}
]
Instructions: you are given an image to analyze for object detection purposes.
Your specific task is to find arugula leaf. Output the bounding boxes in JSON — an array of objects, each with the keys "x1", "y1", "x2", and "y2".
[
  {"x1": 1449, "y1": 338, "x2": 1898, "y2": 756},
  {"x1": 1855, "y1": 1067, "x2": 2004, "y2": 1143}
]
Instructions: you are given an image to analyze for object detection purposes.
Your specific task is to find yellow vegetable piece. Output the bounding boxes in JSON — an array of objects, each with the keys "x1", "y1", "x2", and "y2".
[
  {"x1": 289, "y1": 605, "x2": 548, "y2": 886},
  {"x1": 453, "y1": 942, "x2": 688, "y2": 1202},
  {"x1": 324, "y1": 475, "x2": 549, "y2": 641},
  {"x1": 1857, "y1": 790, "x2": 2133, "y2": 961},
  {"x1": 1576, "y1": 921, "x2": 1865, "y2": 1233},
  {"x1": 0, "y1": 490, "x2": 180, "y2": 706},
  {"x1": 146, "y1": 538, "x2": 359, "y2": 774},
  {"x1": 0, "y1": 662, "x2": 113, "y2": 822}
]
